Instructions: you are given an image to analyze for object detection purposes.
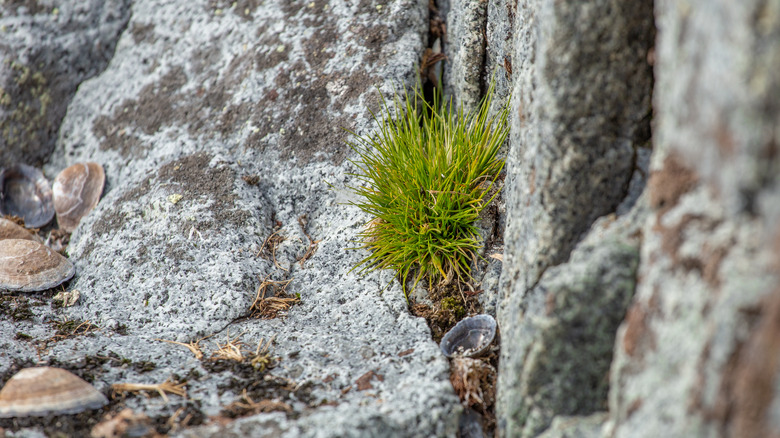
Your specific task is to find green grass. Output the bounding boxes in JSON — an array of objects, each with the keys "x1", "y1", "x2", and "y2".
[{"x1": 347, "y1": 82, "x2": 509, "y2": 296}]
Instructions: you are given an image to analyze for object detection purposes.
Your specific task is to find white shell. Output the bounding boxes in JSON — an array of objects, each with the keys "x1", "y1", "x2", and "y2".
[{"x1": 0, "y1": 367, "x2": 107, "y2": 417}]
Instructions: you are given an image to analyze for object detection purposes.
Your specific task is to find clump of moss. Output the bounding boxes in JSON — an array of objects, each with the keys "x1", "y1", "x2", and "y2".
[
  {"x1": 347, "y1": 82, "x2": 509, "y2": 296},
  {"x1": 441, "y1": 297, "x2": 466, "y2": 320}
]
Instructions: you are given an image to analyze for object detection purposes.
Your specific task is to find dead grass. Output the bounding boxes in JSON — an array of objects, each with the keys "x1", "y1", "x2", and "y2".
[
  {"x1": 211, "y1": 330, "x2": 247, "y2": 362},
  {"x1": 154, "y1": 335, "x2": 211, "y2": 360},
  {"x1": 257, "y1": 228, "x2": 287, "y2": 271},
  {"x1": 450, "y1": 357, "x2": 496, "y2": 410},
  {"x1": 111, "y1": 378, "x2": 187, "y2": 403},
  {"x1": 250, "y1": 276, "x2": 298, "y2": 319},
  {"x1": 222, "y1": 389, "x2": 292, "y2": 417}
]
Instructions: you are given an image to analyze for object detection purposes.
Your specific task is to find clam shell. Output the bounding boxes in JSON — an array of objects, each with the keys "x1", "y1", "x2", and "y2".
[
  {"x1": 0, "y1": 239, "x2": 75, "y2": 292},
  {"x1": 0, "y1": 218, "x2": 41, "y2": 242},
  {"x1": 0, "y1": 164, "x2": 55, "y2": 228},
  {"x1": 52, "y1": 162, "x2": 105, "y2": 232},
  {"x1": 0, "y1": 367, "x2": 107, "y2": 418},
  {"x1": 440, "y1": 314, "x2": 497, "y2": 358}
]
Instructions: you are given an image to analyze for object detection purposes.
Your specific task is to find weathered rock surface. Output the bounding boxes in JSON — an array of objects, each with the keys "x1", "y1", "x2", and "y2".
[
  {"x1": 495, "y1": 0, "x2": 654, "y2": 436},
  {"x1": 0, "y1": 1, "x2": 130, "y2": 168},
  {"x1": 1, "y1": 0, "x2": 462, "y2": 436},
  {"x1": 607, "y1": 0, "x2": 780, "y2": 436}
]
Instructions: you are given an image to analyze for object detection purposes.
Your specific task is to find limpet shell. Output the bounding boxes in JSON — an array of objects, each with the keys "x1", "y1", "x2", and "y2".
[
  {"x1": 0, "y1": 238, "x2": 75, "y2": 292},
  {"x1": 52, "y1": 162, "x2": 105, "y2": 232},
  {"x1": 0, "y1": 367, "x2": 108, "y2": 418},
  {"x1": 0, "y1": 218, "x2": 41, "y2": 242},
  {"x1": 440, "y1": 314, "x2": 497, "y2": 358},
  {"x1": 0, "y1": 164, "x2": 55, "y2": 228}
]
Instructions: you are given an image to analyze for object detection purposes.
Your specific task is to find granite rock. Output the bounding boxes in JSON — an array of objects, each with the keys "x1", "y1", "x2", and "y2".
[
  {"x1": 607, "y1": 0, "x2": 780, "y2": 436},
  {"x1": 0, "y1": 1, "x2": 130, "y2": 168},
  {"x1": 1, "y1": 0, "x2": 462, "y2": 436}
]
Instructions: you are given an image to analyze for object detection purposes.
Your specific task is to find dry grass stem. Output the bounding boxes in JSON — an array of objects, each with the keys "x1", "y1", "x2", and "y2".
[
  {"x1": 250, "y1": 276, "x2": 298, "y2": 319},
  {"x1": 211, "y1": 330, "x2": 248, "y2": 361},
  {"x1": 297, "y1": 214, "x2": 321, "y2": 267},
  {"x1": 154, "y1": 336, "x2": 211, "y2": 360},
  {"x1": 224, "y1": 389, "x2": 292, "y2": 416},
  {"x1": 112, "y1": 378, "x2": 187, "y2": 403},
  {"x1": 257, "y1": 228, "x2": 287, "y2": 271}
]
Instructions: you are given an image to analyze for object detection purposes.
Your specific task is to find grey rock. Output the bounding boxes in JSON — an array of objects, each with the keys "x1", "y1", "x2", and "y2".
[
  {"x1": 443, "y1": 0, "x2": 488, "y2": 115},
  {"x1": 495, "y1": 0, "x2": 653, "y2": 435},
  {"x1": 497, "y1": 204, "x2": 643, "y2": 437},
  {"x1": 607, "y1": 0, "x2": 780, "y2": 436},
  {"x1": 499, "y1": 0, "x2": 654, "y2": 292},
  {"x1": 0, "y1": 1, "x2": 130, "y2": 168},
  {"x1": 537, "y1": 413, "x2": 607, "y2": 438},
  {"x1": 1, "y1": 0, "x2": 462, "y2": 436}
]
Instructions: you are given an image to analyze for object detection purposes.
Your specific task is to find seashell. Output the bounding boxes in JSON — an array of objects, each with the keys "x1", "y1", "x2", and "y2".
[
  {"x1": 0, "y1": 218, "x2": 41, "y2": 242},
  {"x1": 440, "y1": 314, "x2": 497, "y2": 358},
  {"x1": 0, "y1": 367, "x2": 107, "y2": 418},
  {"x1": 0, "y1": 238, "x2": 75, "y2": 292},
  {"x1": 0, "y1": 164, "x2": 55, "y2": 228},
  {"x1": 52, "y1": 162, "x2": 105, "y2": 232}
]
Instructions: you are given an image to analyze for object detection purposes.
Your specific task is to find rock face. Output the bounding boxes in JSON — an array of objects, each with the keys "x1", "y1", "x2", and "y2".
[
  {"x1": 491, "y1": 0, "x2": 780, "y2": 436},
  {"x1": 494, "y1": 0, "x2": 654, "y2": 436},
  {"x1": 1, "y1": 0, "x2": 460, "y2": 436},
  {"x1": 607, "y1": 0, "x2": 780, "y2": 436},
  {"x1": 2, "y1": 0, "x2": 780, "y2": 436},
  {"x1": 0, "y1": 1, "x2": 130, "y2": 168}
]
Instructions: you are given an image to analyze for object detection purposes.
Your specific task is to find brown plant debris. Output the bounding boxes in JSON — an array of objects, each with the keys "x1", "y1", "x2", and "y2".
[
  {"x1": 111, "y1": 377, "x2": 187, "y2": 403},
  {"x1": 250, "y1": 336, "x2": 275, "y2": 372},
  {"x1": 355, "y1": 370, "x2": 384, "y2": 391},
  {"x1": 211, "y1": 330, "x2": 248, "y2": 362},
  {"x1": 48, "y1": 317, "x2": 98, "y2": 338},
  {"x1": 296, "y1": 214, "x2": 320, "y2": 267},
  {"x1": 250, "y1": 276, "x2": 299, "y2": 319},
  {"x1": 257, "y1": 228, "x2": 287, "y2": 271},
  {"x1": 154, "y1": 335, "x2": 211, "y2": 360},
  {"x1": 222, "y1": 389, "x2": 292, "y2": 418},
  {"x1": 450, "y1": 357, "x2": 496, "y2": 410},
  {"x1": 241, "y1": 174, "x2": 260, "y2": 185},
  {"x1": 90, "y1": 408, "x2": 160, "y2": 438}
]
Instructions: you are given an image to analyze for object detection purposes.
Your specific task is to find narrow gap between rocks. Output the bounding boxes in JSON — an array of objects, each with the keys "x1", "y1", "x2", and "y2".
[{"x1": 409, "y1": 2, "x2": 500, "y2": 436}]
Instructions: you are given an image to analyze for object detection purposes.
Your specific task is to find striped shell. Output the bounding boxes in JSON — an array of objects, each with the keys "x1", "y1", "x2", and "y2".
[
  {"x1": 0, "y1": 367, "x2": 107, "y2": 418},
  {"x1": 0, "y1": 239, "x2": 75, "y2": 292},
  {"x1": 0, "y1": 218, "x2": 41, "y2": 242},
  {"x1": 52, "y1": 162, "x2": 105, "y2": 232}
]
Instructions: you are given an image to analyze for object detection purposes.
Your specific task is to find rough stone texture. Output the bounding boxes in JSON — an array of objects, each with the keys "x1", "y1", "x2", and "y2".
[
  {"x1": 499, "y1": 0, "x2": 654, "y2": 291},
  {"x1": 443, "y1": 0, "x2": 488, "y2": 115},
  {"x1": 495, "y1": 0, "x2": 654, "y2": 435},
  {"x1": 497, "y1": 197, "x2": 645, "y2": 437},
  {"x1": 607, "y1": 0, "x2": 780, "y2": 436},
  {"x1": 0, "y1": 1, "x2": 130, "y2": 168},
  {"x1": 484, "y1": 0, "x2": 515, "y2": 113},
  {"x1": 537, "y1": 413, "x2": 607, "y2": 438},
  {"x1": 0, "y1": 0, "x2": 463, "y2": 436}
]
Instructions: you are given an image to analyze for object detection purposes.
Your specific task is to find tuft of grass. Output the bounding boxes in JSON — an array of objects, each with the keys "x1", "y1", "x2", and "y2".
[{"x1": 347, "y1": 82, "x2": 509, "y2": 296}]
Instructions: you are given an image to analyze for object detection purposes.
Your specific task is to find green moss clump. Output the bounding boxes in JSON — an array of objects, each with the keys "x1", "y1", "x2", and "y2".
[{"x1": 440, "y1": 297, "x2": 466, "y2": 320}]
